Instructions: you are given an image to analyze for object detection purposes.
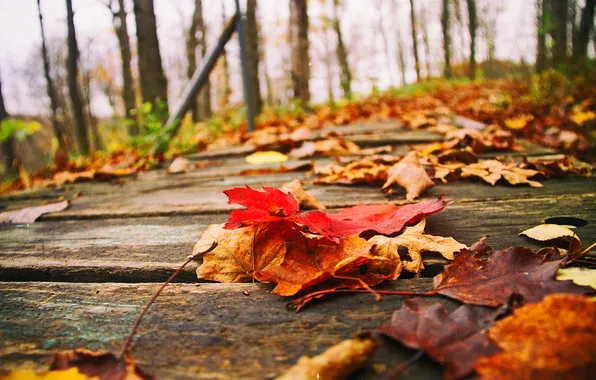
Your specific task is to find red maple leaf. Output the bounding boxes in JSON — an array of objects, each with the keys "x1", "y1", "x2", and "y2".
[{"x1": 223, "y1": 186, "x2": 451, "y2": 242}]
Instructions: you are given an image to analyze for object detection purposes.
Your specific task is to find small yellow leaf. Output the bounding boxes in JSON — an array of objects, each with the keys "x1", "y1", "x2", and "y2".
[
  {"x1": 419, "y1": 142, "x2": 444, "y2": 156},
  {"x1": 556, "y1": 267, "x2": 596, "y2": 290},
  {"x1": 504, "y1": 117, "x2": 528, "y2": 130},
  {"x1": 245, "y1": 151, "x2": 289, "y2": 165},
  {"x1": 570, "y1": 110, "x2": 595, "y2": 125},
  {"x1": 520, "y1": 224, "x2": 581, "y2": 253},
  {"x1": 1, "y1": 368, "x2": 93, "y2": 380}
]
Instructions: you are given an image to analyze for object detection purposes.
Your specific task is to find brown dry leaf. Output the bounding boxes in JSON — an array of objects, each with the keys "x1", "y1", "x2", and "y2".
[
  {"x1": 476, "y1": 294, "x2": 596, "y2": 379},
  {"x1": 50, "y1": 349, "x2": 153, "y2": 380},
  {"x1": 460, "y1": 160, "x2": 543, "y2": 187},
  {"x1": 520, "y1": 224, "x2": 581, "y2": 254},
  {"x1": 289, "y1": 139, "x2": 361, "y2": 158},
  {"x1": 0, "y1": 200, "x2": 69, "y2": 224},
  {"x1": 276, "y1": 333, "x2": 380, "y2": 380},
  {"x1": 368, "y1": 219, "x2": 466, "y2": 279},
  {"x1": 437, "y1": 147, "x2": 478, "y2": 164},
  {"x1": 166, "y1": 157, "x2": 190, "y2": 174},
  {"x1": 194, "y1": 222, "x2": 289, "y2": 283},
  {"x1": 522, "y1": 155, "x2": 593, "y2": 178},
  {"x1": 381, "y1": 151, "x2": 435, "y2": 200},
  {"x1": 314, "y1": 159, "x2": 390, "y2": 185},
  {"x1": 281, "y1": 179, "x2": 325, "y2": 210},
  {"x1": 53, "y1": 170, "x2": 95, "y2": 186}
]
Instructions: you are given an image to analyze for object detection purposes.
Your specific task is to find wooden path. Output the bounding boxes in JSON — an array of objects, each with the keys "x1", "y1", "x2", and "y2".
[{"x1": 0, "y1": 119, "x2": 594, "y2": 379}]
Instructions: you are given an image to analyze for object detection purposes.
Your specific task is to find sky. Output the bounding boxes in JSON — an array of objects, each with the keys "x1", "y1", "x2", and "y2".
[{"x1": 0, "y1": 0, "x2": 542, "y2": 117}]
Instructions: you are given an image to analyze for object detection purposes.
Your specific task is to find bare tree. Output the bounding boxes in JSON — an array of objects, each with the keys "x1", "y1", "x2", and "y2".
[
  {"x1": 466, "y1": 0, "x2": 477, "y2": 78},
  {"x1": 218, "y1": 1, "x2": 232, "y2": 108},
  {"x1": 535, "y1": 0, "x2": 549, "y2": 72},
  {"x1": 376, "y1": 0, "x2": 395, "y2": 86},
  {"x1": 259, "y1": 22, "x2": 274, "y2": 106},
  {"x1": 572, "y1": 0, "x2": 596, "y2": 61},
  {"x1": 246, "y1": 0, "x2": 263, "y2": 114},
  {"x1": 409, "y1": 0, "x2": 421, "y2": 81},
  {"x1": 66, "y1": 0, "x2": 89, "y2": 155},
  {"x1": 441, "y1": 0, "x2": 453, "y2": 78},
  {"x1": 133, "y1": 0, "x2": 169, "y2": 120},
  {"x1": 397, "y1": 29, "x2": 407, "y2": 85},
  {"x1": 37, "y1": 0, "x2": 68, "y2": 151},
  {"x1": 0, "y1": 73, "x2": 16, "y2": 177},
  {"x1": 332, "y1": 0, "x2": 352, "y2": 98},
  {"x1": 479, "y1": 1, "x2": 502, "y2": 73},
  {"x1": 289, "y1": 0, "x2": 311, "y2": 104},
  {"x1": 551, "y1": 0, "x2": 569, "y2": 66},
  {"x1": 420, "y1": 3, "x2": 433, "y2": 78},
  {"x1": 186, "y1": 0, "x2": 212, "y2": 121},
  {"x1": 109, "y1": 0, "x2": 138, "y2": 135}
]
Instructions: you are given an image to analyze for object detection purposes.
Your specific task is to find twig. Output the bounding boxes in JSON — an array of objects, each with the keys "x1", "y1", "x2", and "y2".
[
  {"x1": 384, "y1": 350, "x2": 425, "y2": 380},
  {"x1": 119, "y1": 242, "x2": 218, "y2": 359}
]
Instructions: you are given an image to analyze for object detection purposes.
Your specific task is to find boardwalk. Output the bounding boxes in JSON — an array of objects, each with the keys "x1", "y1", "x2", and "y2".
[{"x1": 1, "y1": 119, "x2": 595, "y2": 379}]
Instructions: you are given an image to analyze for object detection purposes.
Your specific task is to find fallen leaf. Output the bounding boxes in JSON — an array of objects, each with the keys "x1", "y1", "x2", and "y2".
[
  {"x1": 1, "y1": 368, "x2": 91, "y2": 380},
  {"x1": 433, "y1": 240, "x2": 593, "y2": 306},
  {"x1": 194, "y1": 222, "x2": 290, "y2": 283},
  {"x1": 520, "y1": 224, "x2": 581, "y2": 254},
  {"x1": 368, "y1": 219, "x2": 466, "y2": 279},
  {"x1": 382, "y1": 151, "x2": 435, "y2": 200},
  {"x1": 570, "y1": 110, "x2": 595, "y2": 125},
  {"x1": 245, "y1": 151, "x2": 289, "y2": 165},
  {"x1": 556, "y1": 267, "x2": 596, "y2": 289},
  {"x1": 475, "y1": 294, "x2": 596, "y2": 379},
  {"x1": 289, "y1": 139, "x2": 361, "y2": 158},
  {"x1": 504, "y1": 116, "x2": 531, "y2": 130},
  {"x1": 276, "y1": 333, "x2": 380, "y2": 380},
  {"x1": 314, "y1": 159, "x2": 390, "y2": 185},
  {"x1": 53, "y1": 170, "x2": 95, "y2": 186},
  {"x1": 50, "y1": 349, "x2": 153, "y2": 380},
  {"x1": 0, "y1": 200, "x2": 69, "y2": 224},
  {"x1": 460, "y1": 160, "x2": 543, "y2": 187},
  {"x1": 378, "y1": 298, "x2": 499, "y2": 379},
  {"x1": 166, "y1": 157, "x2": 190, "y2": 174},
  {"x1": 193, "y1": 159, "x2": 223, "y2": 169},
  {"x1": 239, "y1": 162, "x2": 313, "y2": 176},
  {"x1": 281, "y1": 179, "x2": 326, "y2": 210}
]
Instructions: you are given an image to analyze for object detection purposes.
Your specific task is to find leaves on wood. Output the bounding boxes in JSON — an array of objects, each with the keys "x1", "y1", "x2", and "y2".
[
  {"x1": 50, "y1": 349, "x2": 153, "y2": 380},
  {"x1": 275, "y1": 333, "x2": 380, "y2": 380},
  {"x1": 289, "y1": 139, "x2": 361, "y2": 158},
  {"x1": 0, "y1": 200, "x2": 69, "y2": 224},
  {"x1": 433, "y1": 240, "x2": 593, "y2": 306},
  {"x1": 381, "y1": 151, "x2": 435, "y2": 200},
  {"x1": 166, "y1": 157, "x2": 190, "y2": 174},
  {"x1": 281, "y1": 179, "x2": 325, "y2": 210},
  {"x1": 239, "y1": 161, "x2": 313, "y2": 176},
  {"x1": 314, "y1": 159, "x2": 390, "y2": 185},
  {"x1": 475, "y1": 294, "x2": 596, "y2": 379},
  {"x1": 244, "y1": 151, "x2": 289, "y2": 165},
  {"x1": 368, "y1": 219, "x2": 466, "y2": 279},
  {"x1": 556, "y1": 267, "x2": 596, "y2": 289},
  {"x1": 520, "y1": 224, "x2": 581, "y2": 254},
  {"x1": 460, "y1": 160, "x2": 543, "y2": 187},
  {"x1": 378, "y1": 298, "x2": 499, "y2": 379}
]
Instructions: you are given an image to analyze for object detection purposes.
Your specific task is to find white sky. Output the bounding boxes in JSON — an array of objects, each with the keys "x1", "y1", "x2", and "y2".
[{"x1": 0, "y1": 0, "x2": 541, "y2": 116}]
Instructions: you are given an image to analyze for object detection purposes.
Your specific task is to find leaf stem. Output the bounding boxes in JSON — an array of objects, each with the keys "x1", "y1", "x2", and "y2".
[
  {"x1": 119, "y1": 242, "x2": 218, "y2": 359},
  {"x1": 384, "y1": 349, "x2": 425, "y2": 380}
]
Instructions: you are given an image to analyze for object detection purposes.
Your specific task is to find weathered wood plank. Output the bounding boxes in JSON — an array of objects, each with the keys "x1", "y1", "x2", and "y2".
[
  {"x1": 1, "y1": 195, "x2": 594, "y2": 283},
  {"x1": 0, "y1": 280, "x2": 448, "y2": 379}
]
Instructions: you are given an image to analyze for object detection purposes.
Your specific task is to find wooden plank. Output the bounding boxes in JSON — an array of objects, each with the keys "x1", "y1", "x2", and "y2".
[
  {"x1": 1, "y1": 195, "x2": 594, "y2": 283},
  {"x1": 0, "y1": 280, "x2": 450, "y2": 379}
]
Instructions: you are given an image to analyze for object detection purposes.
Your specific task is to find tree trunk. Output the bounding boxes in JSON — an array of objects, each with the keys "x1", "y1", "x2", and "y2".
[
  {"x1": 441, "y1": 0, "x2": 453, "y2": 78},
  {"x1": 81, "y1": 70, "x2": 102, "y2": 152},
  {"x1": 246, "y1": 0, "x2": 263, "y2": 115},
  {"x1": 397, "y1": 33, "x2": 407, "y2": 86},
  {"x1": 551, "y1": 0, "x2": 569, "y2": 67},
  {"x1": 111, "y1": 0, "x2": 138, "y2": 136},
  {"x1": 186, "y1": 0, "x2": 199, "y2": 121},
  {"x1": 37, "y1": 0, "x2": 68, "y2": 151},
  {"x1": 377, "y1": 0, "x2": 395, "y2": 86},
  {"x1": 66, "y1": 0, "x2": 89, "y2": 155},
  {"x1": 466, "y1": 0, "x2": 477, "y2": 79},
  {"x1": 219, "y1": 1, "x2": 231, "y2": 108},
  {"x1": 332, "y1": 0, "x2": 352, "y2": 98},
  {"x1": 536, "y1": 0, "x2": 549, "y2": 72},
  {"x1": 572, "y1": 0, "x2": 596, "y2": 61},
  {"x1": 409, "y1": 0, "x2": 421, "y2": 82},
  {"x1": 289, "y1": 0, "x2": 310, "y2": 105},
  {"x1": 195, "y1": 0, "x2": 211, "y2": 120},
  {"x1": 259, "y1": 23, "x2": 274, "y2": 106},
  {"x1": 0, "y1": 74, "x2": 16, "y2": 177},
  {"x1": 420, "y1": 5, "x2": 432, "y2": 78},
  {"x1": 133, "y1": 0, "x2": 169, "y2": 120}
]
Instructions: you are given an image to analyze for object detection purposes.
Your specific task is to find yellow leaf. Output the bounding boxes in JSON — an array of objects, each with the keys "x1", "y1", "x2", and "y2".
[
  {"x1": 245, "y1": 151, "x2": 289, "y2": 165},
  {"x1": 2, "y1": 368, "x2": 93, "y2": 380},
  {"x1": 556, "y1": 267, "x2": 596, "y2": 289},
  {"x1": 570, "y1": 110, "x2": 595, "y2": 125},
  {"x1": 419, "y1": 142, "x2": 444, "y2": 156},
  {"x1": 504, "y1": 117, "x2": 528, "y2": 130},
  {"x1": 520, "y1": 224, "x2": 581, "y2": 254}
]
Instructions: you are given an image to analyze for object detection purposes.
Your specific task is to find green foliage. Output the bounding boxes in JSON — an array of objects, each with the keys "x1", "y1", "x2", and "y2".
[
  {"x1": 0, "y1": 119, "x2": 41, "y2": 142},
  {"x1": 129, "y1": 101, "x2": 169, "y2": 153},
  {"x1": 528, "y1": 68, "x2": 575, "y2": 104}
]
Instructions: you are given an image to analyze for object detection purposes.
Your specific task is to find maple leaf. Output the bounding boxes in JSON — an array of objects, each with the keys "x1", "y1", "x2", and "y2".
[
  {"x1": 314, "y1": 159, "x2": 390, "y2": 185},
  {"x1": 368, "y1": 219, "x2": 466, "y2": 279},
  {"x1": 475, "y1": 294, "x2": 596, "y2": 379},
  {"x1": 277, "y1": 333, "x2": 380, "y2": 380},
  {"x1": 378, "y1": 298, "x2": 499, "y2": 379},
  {"x1": 433, "y1": 240, "x2": 593, "y2": 306},
  {"x1": 460, "y1": 160, "x2": 543, "y2": 187},
  {"x1": 194, "y1": 223, "x2": 290, "y2": 283},
  {"x1": 381, "y1": 151, "x2": 435, "y2": 201},
  {"x1": 0, "y1": 200, "x2": 69, "y2": 224}
]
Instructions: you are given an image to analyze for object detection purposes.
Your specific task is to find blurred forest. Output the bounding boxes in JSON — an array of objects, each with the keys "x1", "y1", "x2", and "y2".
[{"x1": 0, "y1": 0, "x2": 595, "y2": 186}]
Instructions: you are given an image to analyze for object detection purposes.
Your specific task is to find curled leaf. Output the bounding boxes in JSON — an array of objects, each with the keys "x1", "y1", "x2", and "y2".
[
  {"x1": 382, "y1": 151, "x2": 435, "y2": 201},
  {"x1": 520, "y1": 224, "x2": 581, "y2": 254},
  {"x1": 0, "y1": 200, "x2": 69, "y2": 224},
  {"x1": 281, "y1": 179, "x2": 326, "y2": 210}
]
